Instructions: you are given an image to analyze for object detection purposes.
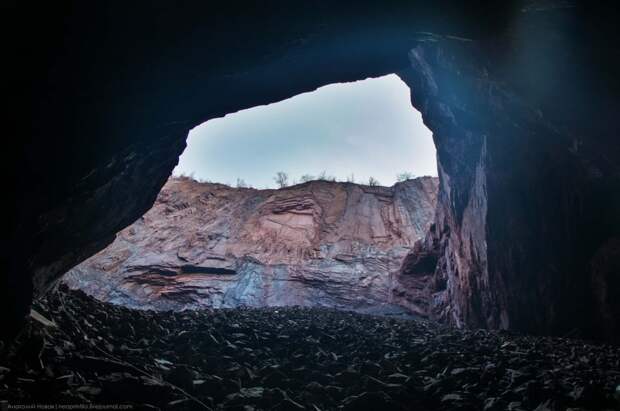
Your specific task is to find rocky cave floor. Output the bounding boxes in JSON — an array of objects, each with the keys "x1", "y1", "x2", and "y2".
[{"x1": 1, "y1": 287, "x2": 619, "y2": 411}]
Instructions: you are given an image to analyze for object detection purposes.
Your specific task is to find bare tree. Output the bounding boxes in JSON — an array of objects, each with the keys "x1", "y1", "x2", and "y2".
[
  {"x1": 178, "y1": 171, "x2": 196, "y2": 180},
  {"x1": 317, "y1": 170, "x2": 336, "y2": 182},
  {"x1": 368, "y1": 176, "x2": 380, "y2": 186},
  {"x1": 274, "y1": 171, "x2": 289, "y2": 188},
  {"x1": 346, "y1": 173, "x2": 355, "y2": 183},
  {"x1": 397, "y1": 171, "x2": 415, "y2": 182},
  {"x1": 300, "y1": 174, "x2": 315, "y2": 183},
  {"x1": 236, "y1": 178, "x2": 248, "y2": 188}
]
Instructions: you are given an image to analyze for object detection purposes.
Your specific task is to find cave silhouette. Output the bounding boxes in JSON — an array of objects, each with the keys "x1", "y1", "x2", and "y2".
[{"x1": 4, "y1": 2, "x2": 620, "y2": 409}]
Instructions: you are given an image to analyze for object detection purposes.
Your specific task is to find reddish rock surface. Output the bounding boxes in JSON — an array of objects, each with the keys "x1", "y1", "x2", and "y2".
[{"x1": 63, "y1": 176, "x2": 438, "y2": 314}]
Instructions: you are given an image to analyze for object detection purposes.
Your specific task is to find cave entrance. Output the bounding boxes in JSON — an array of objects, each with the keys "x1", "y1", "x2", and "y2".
[
  {"x1": 63, "y1": 74, "x2": 439, "y2": 317},
  {"x1": 175, "y1": 74, "x2": 437, "y2": 188}
]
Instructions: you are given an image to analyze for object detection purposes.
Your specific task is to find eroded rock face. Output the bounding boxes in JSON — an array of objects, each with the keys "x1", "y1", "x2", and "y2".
[
  {"x1": 63, "y1": 177, "x2": 438, "y2": 313},
  {"x1": 398, "y1": 31, "x2": 620, "y2": 341}
]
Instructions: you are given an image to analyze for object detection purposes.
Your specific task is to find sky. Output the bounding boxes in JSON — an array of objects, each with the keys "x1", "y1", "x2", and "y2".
[{"x1": 173, "y1": 74, "x2": 437, "y2": 188}]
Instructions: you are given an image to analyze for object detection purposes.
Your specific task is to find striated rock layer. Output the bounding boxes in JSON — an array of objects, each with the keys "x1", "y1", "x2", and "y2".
[{"x1": 63, "y1": 177, "x2": 438, "y2": 314}]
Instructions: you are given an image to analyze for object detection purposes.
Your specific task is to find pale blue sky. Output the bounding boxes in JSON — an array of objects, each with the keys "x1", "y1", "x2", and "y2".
[{"x1": 173, "y1": 74, "x2": 437, "y2": 188}]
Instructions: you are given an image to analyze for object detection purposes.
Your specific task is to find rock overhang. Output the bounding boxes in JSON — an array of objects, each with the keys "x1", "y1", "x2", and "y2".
[{"x1": 3, "y1": 2, "x2": 620, "y2": 342}]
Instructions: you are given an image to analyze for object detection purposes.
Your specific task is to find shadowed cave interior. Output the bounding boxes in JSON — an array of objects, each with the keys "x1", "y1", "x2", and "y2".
[{"x1": 3, "y1": 2, "x2": 620, "y2": 410}]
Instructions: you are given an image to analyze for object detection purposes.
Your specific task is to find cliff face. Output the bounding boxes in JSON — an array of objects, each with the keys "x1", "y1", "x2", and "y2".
[
  {"x1": 63, "y1": 177, "x2": 438, "y2": 313},
  {"x1": 396, "y1": 34, "x2": 620, "y2": 341}
]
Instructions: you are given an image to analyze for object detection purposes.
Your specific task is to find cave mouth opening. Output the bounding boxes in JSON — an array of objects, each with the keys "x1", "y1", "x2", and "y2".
[
  {"x1": 173, "y1": 74, "x2": 438, "y2": 188},
  {"x1": 62, "y1": 74, "x2": 440, "y2": 318}
]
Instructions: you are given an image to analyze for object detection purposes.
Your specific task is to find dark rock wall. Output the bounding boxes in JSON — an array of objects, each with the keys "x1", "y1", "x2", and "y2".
[
  {"x1": 398, "y1": 8, "x2": 620, "y2": 340},
  {"x1": 4, "y1": 1, "x2": 620, "y2": 342}
]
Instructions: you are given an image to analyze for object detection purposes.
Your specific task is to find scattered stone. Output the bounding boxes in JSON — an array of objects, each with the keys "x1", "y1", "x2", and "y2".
[
  {"x1": 29, "y1": 309, "x2": 57, "y2": 328},
  {"x1": 0, "y1": 286, "x2": 618, "y2": 410},
  {"x1": 76, "y1": 385, "x2": 102, "y2": 396},
  {"x1": 441, "y1": 393, "x2": 463, "y2": 402}
]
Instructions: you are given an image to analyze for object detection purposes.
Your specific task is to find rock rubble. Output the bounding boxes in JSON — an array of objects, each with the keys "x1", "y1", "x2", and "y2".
[{"x1": 1, "y1": 287, "x2": 619, "y2": 410}]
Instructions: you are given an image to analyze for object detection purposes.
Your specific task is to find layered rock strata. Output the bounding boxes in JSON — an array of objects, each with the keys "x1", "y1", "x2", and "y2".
[{"x1": 63, "y1": 177, "x2": 438, "y2": 313}]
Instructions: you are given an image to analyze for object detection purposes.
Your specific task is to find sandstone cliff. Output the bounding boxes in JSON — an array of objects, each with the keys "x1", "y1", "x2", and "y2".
[{"x1": 63, "y1": 177, "x2": 438, "y2": 314}]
